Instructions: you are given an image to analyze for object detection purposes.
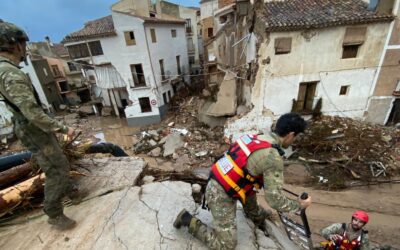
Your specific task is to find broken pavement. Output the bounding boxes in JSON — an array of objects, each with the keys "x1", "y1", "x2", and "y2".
[{"x1": 0, "y1": 157, "x2": 293, "y2": 250}]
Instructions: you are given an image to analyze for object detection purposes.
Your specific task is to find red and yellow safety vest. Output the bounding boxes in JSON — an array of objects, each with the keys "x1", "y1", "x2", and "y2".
[
  {"x1": 210, "y1": 134, "x2": 273, "y2": 204},
  {"x1": 322, "y1": 223, "x2": 365, "y2": 250}
]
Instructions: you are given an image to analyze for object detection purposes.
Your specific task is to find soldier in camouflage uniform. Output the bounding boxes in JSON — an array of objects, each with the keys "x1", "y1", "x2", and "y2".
[
  {"x1": 321, "y1": 210, "x2": 370, "y2": 250},
  {"x1": 0, "y1": 20, "x2": 76, "y2": 230},
  {"x1": 174, "y1": 113, "x2": 312, "y2": 250}
]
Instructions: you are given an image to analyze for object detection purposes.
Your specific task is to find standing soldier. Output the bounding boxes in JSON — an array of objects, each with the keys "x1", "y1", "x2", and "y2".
[
  {"x1": 174, "y1": 112, "x2": 312, "y2": 249},
  {"x1": 0, "y1": 19, "x2": 76, "y2": 230}
]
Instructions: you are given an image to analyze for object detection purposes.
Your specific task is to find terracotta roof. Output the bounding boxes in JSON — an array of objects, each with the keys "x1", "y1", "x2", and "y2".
[
  {"x1": 62, "y1": 15, "x2": 116, "y2": 43},
  {"x1": 113, "y1": 10, "x2": 186, "y2": 24},
  {"x1": 51, "y1": 43, "x2": 68, "y2": 57},
  {"x1": 261, "y1": 0, "x2": 395, "y2": 32}
]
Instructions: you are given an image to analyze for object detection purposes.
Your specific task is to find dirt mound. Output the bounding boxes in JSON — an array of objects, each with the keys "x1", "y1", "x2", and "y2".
[{"x1": 294, "y1": 116, "x2": 399, "y2": 189}]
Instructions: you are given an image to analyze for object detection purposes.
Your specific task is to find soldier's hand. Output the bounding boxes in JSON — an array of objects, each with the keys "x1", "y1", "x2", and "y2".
[
  {"x1": 329, "y1": 234, "x2": 342, "y2": 241},
  {"x1": 299, "y1": 195, "x2": 312, "y2": 209},
  {"x1": 67, "y1": 127, "x2": 75, "y2": 141}
]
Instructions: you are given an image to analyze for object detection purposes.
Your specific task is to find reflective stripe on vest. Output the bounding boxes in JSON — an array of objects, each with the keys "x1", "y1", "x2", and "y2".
[
  {"x1": 210, "y1": 134, "x2": 272, "y2": 204},
  {"x1": 325, "y1": 226, "x2": 363, "y2": 250}
]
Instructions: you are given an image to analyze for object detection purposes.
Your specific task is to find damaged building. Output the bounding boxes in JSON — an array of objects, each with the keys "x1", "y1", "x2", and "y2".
[
  {"x1": 199, "y1": 0, "x2": 399, "y2": 136},
  {"x1": 63, "y1": 0, "x2": 191, "y2": 126}
]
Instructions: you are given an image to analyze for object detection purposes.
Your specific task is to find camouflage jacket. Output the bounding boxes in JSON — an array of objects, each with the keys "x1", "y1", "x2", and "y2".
[
  {"x1": 246, "y1": 132, "x2": 301, "y2": 213},
  {"x1": 321, "y1": 223, "x2": 370, "y2": 250},
  {"x1": 0, "y1": 55, "x2": 68, "y2": 134}
]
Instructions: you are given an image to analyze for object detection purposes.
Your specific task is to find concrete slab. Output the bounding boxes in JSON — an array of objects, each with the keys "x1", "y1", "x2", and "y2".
[
  {"x1": 0, "y1": 157, "x2": 288, "y2": 250},
  {"x1": 163, "y1": 133, "x2": 185, "y2": 157},
  {"x1": 206, "y1": 73, "x2": 237, "y2": 117}
]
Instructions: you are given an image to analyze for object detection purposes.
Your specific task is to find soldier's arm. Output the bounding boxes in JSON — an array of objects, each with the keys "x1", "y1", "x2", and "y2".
[
  {"x1": 321, "y1": 223, "x2": 343, "y2": 240},
  {"x1": 360, "y1": 232, "x2": 370, "y2": 250},
  {"x1": 253, "y1": 148, "x2": 301, "y2": 212},
  {"x1": 3, "y1": 70, "x2": 68, "y2": 133}
]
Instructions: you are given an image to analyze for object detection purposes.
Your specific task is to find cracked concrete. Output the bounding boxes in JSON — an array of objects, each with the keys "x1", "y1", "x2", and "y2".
[{"x1": 0, "y1": 157, "x2": 287, "y2": 249}]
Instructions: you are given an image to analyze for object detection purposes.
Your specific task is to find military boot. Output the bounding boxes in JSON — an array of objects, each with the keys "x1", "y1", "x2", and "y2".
[
  {"x1": 173, "y1": 209, "x2": 193, "y2": 228},
  {"x1": 48, "y1": 214, "x2": 77, "y2": 230}
]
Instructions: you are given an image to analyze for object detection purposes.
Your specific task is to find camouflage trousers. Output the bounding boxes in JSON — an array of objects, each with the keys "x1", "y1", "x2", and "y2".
[
  {"x1": 14, "y1": 118, "x2": 72, "y2": 218},
  {"x1": 189, "y1": 179, "x2": 268, "y2": 250}
]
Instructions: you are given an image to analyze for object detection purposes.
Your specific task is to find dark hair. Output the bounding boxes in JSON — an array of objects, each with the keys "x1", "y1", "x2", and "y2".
[{"x1": 274, "y1": 113, "x2": 307, "y2": 137}]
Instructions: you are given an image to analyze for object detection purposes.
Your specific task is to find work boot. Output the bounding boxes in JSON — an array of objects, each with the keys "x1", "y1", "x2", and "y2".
[
  {"x1": 173, "y1": 209, "x2": 193, "y2": 229},
  {"x1": 48, "y1": 214, "x2": 77, "y2": 230}
]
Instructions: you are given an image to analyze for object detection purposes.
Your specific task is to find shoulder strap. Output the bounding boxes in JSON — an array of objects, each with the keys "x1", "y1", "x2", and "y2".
[
  {"x1": 0, "y1": 88, "x2": 21, "y2": 113},
  {"x1": 271, "y1": 144, "x2": 285, "y2": 156}
]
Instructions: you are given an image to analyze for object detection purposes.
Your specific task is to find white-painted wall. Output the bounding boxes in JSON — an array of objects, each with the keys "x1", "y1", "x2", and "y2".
[
  {"x1": 254, "y1": 23, "x2": 390, "y2": 119},
  {"x1": 64, "y1": 11, "x2": 189, "y2": 120},
  {"x1": 200, "y1": 0, "x2": 218, "y2": 19},
  {"x1": 21, "y1": 57, "x2": 52, "y2": 111},
  {"x1": 263, "y1": 68, "x2": 376, "y2": 118},
  {"x1": 179, "y1": 6, "x2": 201, "y2": 66}
]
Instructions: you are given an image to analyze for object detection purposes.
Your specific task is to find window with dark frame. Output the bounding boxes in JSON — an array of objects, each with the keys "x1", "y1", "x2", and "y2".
[
  {"x1": 150, "y1": 29, "x2": 157, "y2": 43},
  {"x1": 168, "y1": 91, "x2": 171, "y2": 102},
  {"x1": 58, "y1": 81, "x2": 69, "y2": 92},
  {"x1": 207, "y1": 27, "x2": 213, "y2": 38},
  {"x1": 176, "y1": 55, "x2": 181, "y2": 75},
  {"x1": 342, "y1": 45, "x2": 359, "y2": 59},
  {"x1": 124, "y1": 31, "x2": 136, "y2": 46},
  {"x1": 67, "y1": 43, "x2": 90, "y2": 59},
  {"x1": 51, "y1": 65, "x2": 61, "y2": 77},
  {"x1": 130, "y1": 64, "x2": 146, "y2": 87},
  {"x1": 163, "y1": 92, "x2": 168, "y2": 104},
  {"x1": 67, "y1": 62, "x2": 78, "y2": 72},
  {"x1": 342, "y1": 26, "x2": 366, "y2": 59},
  {"x1": 139, "y1": 97, "x2": 152, "y2": 113},
  {"x1": 186, "y1": 19, "x2": 192, "y2": 33},
  {"x1": 159, "y1": 59, "x2": 166, "y2": 81},
  {"x1": 88, "y1": 41, "x2": 103, "y2": 56},
  {"x1": 274, "y1": 37, "x2": 292, "y2": 55},
  {"x1": 171, "y1": 29, "x2": 177, "y2": 38},
  {"x1": 339, "y1": 85, "x2": 349, "y2": 95}
]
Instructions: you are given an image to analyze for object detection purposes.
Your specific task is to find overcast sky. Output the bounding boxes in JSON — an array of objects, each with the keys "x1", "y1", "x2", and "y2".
[{"x1": 0, "y1": 0, "x2": 199, "y2": 43}]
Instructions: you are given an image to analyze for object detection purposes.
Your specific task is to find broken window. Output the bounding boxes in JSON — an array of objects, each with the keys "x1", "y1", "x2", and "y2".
[
  {"x1": 51, "y1": 65, "x2": 61, "y2": 77},
  {"x1": 171, "y1": 29, "x2": 177, "y2": 38},
  {"x1": 274, "y1": 37, "x2": 292, "y2": 55},
  {"x1": 150, "y1": 29, "x2": 157, "y2": 43},
  {"x1": 186, "y1": 19, "x2": 192, "y2": 33},
  {"x1": 342, "y1": 27, "x2": 366, "y2": 59},
  {"x1": 67, "y1": 62, "x2": 78, "y2": 72},
  {"x1": 207, "y1": 28, "x2": 213, "y2": 38},
  {"x1": 139, "y1": 97, "x2": 152, "y2": 113},
  {"x1": 176, "y1": 55, "x2": 181, "y2": 75},
  {"x1": 88, "y1": 41, "x2": 103, "y2": 56},
  {"x1": 219, "y1": 16, "x2": 227, "y2": 24},
  {"x1": 159, "y1": 59, "x2": 166, "y2": 81},
  {"x1": 163, "y1": 92, "x2": 168, "y2": 104},
  {"x1": 124, "y1": 31, "x2": 136, "y2": 46},
  {"x1": 67, "y1": 43, "x2": 90, "y2": 59},
  {"x1": 130, "y1": 64, "x2": 146, "y2": 87},
  {"x1": 339, "y1": 85, "x2": 349, "y2": 95},
  {"x1": 294, "y1": 81, "x2": 318, "y2": 112}
]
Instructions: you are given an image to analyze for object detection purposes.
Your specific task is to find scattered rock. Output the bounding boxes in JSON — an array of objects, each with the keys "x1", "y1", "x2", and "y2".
[
  {"x1": 202, "y1": 89, "x2": 211, "y2": 97},
  {"x1": 195, "y1": 151, "x2": 208, "y2": 157},
  {"x1": 172, "y1": 152, "x2": 179, "y2": 160},
  {"x1": 59, "y1": 104, "x2": 67, "y2": 110},
  {"x1": 142, "y1": 175, "x2": 155, "y2": 184},
  {"x1": 163, "y1": 134, "x2": 185, "y2": 157},
  {"x1": 79, "y1": 105, "x2": 94, "y2": 115},
  {"x1": 192, "y1": 184, "x2": 202, "y2": 193},
  {"x1": 175, "y1": 154, "x2": 190, "y2": 166},
  {"x1": 108, "y1": 124, "x2": 122, "y2": 129},
  {"x1": 149, "y1": 147, "x2": 161, "y2": 157},
  {"x1": 101, "y1": 107, "x2": 112, "y2": 117},
  {"x1": 168, "y1": 122, "x2": 175, "y2": 127}
]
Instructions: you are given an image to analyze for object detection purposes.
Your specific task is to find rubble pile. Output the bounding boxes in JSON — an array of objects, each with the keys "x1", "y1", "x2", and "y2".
[
  {"x1": 295, "y1": 116, "x2": 399, "y2": 187},
  {"x1": 133, "y1": 94, "x2": 229, "y2": 168}
]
